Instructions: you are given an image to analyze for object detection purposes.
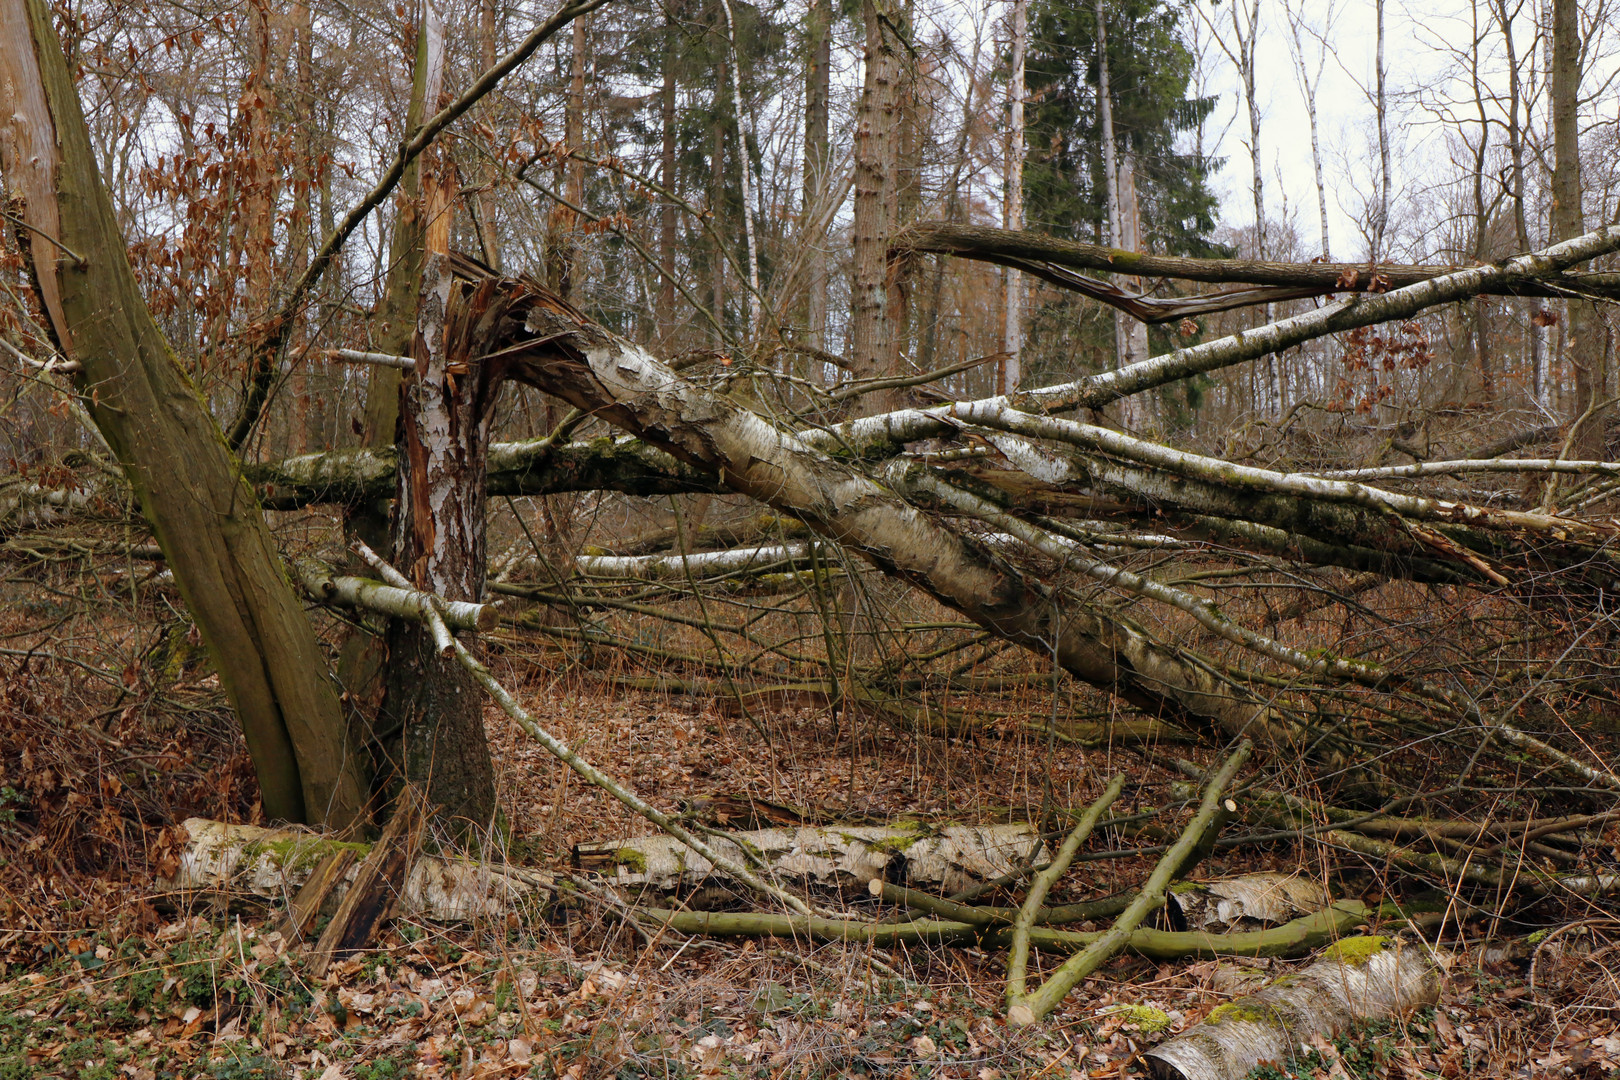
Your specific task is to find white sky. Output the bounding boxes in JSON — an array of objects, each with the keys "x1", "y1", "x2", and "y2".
[{"x1": 1186, "y1": 0, "x2": 1618, "y2": 262}]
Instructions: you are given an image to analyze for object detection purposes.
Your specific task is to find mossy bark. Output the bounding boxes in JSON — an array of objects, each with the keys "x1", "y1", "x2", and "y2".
[{"x1": 0, "y1": 0, "x2": 366, "y2": 827}]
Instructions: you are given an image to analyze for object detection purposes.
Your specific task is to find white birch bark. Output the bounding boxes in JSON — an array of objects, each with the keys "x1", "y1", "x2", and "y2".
[
  {"x1": 1145, "y1": 939, "x2": 1441, "y2": 1080},
  {"x1": 1002, "y1": 0, "x2": 1026, "y2": 394}
]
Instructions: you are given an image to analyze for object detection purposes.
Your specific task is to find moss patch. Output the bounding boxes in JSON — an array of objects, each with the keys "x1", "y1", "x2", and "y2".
[
  {"x1": 1320, "y1": 935, "x2": 1388, "y2": 966},
  {"x1": 612, "y1": 848, "x2": 649, "y2": 874},
  {"x1": 1103, "y1": 1004, "x2": 1173, "y2": 1034},
  {"x1": 1207, "y1": 1000, "x2": 1283, "y2": 1026},
  {"x1": 242, "y1": 837, "x2": 370, "y2": 877}
]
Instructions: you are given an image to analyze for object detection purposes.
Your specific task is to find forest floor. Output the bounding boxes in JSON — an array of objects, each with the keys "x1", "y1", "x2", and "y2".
[
  {"x1": 2, "y1": 505, "x2": 1619, "y2": 1079},
  {"x1": 0, "y1": 662, "x2": 1616, "y2": 1080}
]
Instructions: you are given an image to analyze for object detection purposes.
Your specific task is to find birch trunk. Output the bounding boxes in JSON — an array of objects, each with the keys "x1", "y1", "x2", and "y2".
[
  {"x1": 1095, "y1": 0, "x2": 1145, "y2": 424},
  {"x1": 575, "y1": 822, "x2": 1046, "y2": 900},
  {"x1": 0, "y1": 0, "x2": 367, "y2": 827},
  {"x1": 1551, "y1": 0, "x2": 1604, "y2": 464},
  {"x1": 476, "y1": 284, "x2": 1352, "y2": 770},
  {"x1": 1144, "y1": 939, "x2": 1441, "y2": 1080},
  {"x1": 804, "y1": 0, "x2": 832, "y2": 353},
  {"x1": 657, "y1": 1, "x2": 680, "y2": 341},
  {"x1": 1002, "y1": 0, "x2": 1026, "y2": 394},
  {"x1": 377, "y1": 251, "x2": 499, "y2": 829}
]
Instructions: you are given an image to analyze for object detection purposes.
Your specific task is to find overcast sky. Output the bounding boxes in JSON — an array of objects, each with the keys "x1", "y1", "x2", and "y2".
[{"x1": 1187, "y1": 0, "x2": 1617, "y2": 262}]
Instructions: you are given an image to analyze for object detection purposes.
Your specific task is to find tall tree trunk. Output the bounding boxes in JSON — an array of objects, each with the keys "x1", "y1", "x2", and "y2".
[
  {"x1": 718, "y1": 0, "x2": 761, "y2": 332},
  {"x1": 340, "y1": 0, "x2": 447, "y2": 730},
  {"x1": 289, "y1": 0, "x2": 323, "y2": 452},
  {"x1": 548, "y1": 12, "x2": 588, "y2": 298},
  {"x1": 1283, "y1": 0, "x2": 1332, "y2": 259},
  {"x1": 0, "y1": 0, "x2": 367, "y2": 828},
  {"x1": 917, "y1": 25, "x2": 980, "y2": 375},
  {"x1": 804, "y1": 0, "x2": 832, "y2": 353},
  {"x1": 1491, "y1": 0, "x2": 1543, "y2": 406},
  {"x1": 1468, "y1": 0, "x2": 1493, "y2": 404},
  {"x1": 1372, "y1": 0, "x2": 1391, "y2": 259},
  {"x1": 850, "y1": 0, "x2": 902, "y2": 413},
  {"x1": 1551, "y1": 0, "x2": 1603, "y2": 462},
  {"x1": 359, "y1": 2, "x2": 446, "y2": 459},
  {"x1": 476, "y1": 0, "x2": 502, "y2": 270},
  {"x1": 710, "y1": 106, "x2": 728, "y2": 332},
  {"x1": 242, "y1": 0, "x2": 281, "y2": 318},
  {"x1": 1095, "y1": 0, "x2": 1148, "y2": 425},
  {"x1": 657, "y1": 1, "x2": 681, "y2": 342},
  {"x1": 1002, "y1": 0, "x2": 1026, "y2": 394}
]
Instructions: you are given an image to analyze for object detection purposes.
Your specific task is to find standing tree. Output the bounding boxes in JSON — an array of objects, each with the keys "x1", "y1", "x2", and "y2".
[{"x1": 0, "y1": 0, "x2": 368, "y2": 828}]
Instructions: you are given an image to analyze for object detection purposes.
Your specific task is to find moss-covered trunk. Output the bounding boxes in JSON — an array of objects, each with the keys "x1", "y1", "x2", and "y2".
[{"x1": 0, "y1": 0, "x2": 367, "y2": 827}]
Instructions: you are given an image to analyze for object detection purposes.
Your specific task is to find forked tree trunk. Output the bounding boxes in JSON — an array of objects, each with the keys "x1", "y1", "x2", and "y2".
[{"x1": 0, "y1": 0, "x2": 366, "y2": 827}]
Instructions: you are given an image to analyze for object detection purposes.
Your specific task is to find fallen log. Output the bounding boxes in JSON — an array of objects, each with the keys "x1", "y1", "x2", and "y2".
[
  {"x1": 1143, "y1": 936, "x2": 1442, "y2": 1080},
  {"x1": 573, "y1": 821, "x2": 1048, "y2": 900},
  {"x1": 1164, "y1": 872, "x2": 1331, "y2": 933},
  {"x1": 157, "y1": 818, "x2": 553, "y2": 923},
  {"x1": 574, "y1": 543, "x2": 820, "y2": 580}
]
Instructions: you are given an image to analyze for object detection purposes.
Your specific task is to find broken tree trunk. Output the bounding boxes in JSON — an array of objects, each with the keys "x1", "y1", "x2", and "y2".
[
  {"x1": 0, "y1": 0, "x2": 367, "y2": 827},
  {"x1": 375, "y1": 252, "x2": 498, "y2": 829},
  {"x1": 1143, "y1": 937, "x2": 1442, "y2": 1080},
  {"x1": 451, "y1": 272, "x2": 1351, "y2": 773},
  {"x1": 1163, "y1": 872, "x2": 1331, "y2": 933},
  {"x1": 308, "y1": 795, "x2": 423, "y2": 976}
]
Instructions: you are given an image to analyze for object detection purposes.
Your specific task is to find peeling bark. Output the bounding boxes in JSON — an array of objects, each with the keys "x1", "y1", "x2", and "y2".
[
  {"x1": 159, "y1": 817, "x2": 550, "y2": 923},
  {"x1": 378, "y1": 254, "x2": 498, "y2": 828},
  {"x1": 574, "y1": 822, "x2": 1047, "y2": 901}
]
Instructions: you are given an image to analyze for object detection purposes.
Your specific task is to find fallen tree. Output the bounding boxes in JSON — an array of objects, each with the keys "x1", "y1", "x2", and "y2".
[{"x1": 1143, "y1": 936, "x2": 1442, "y2": 1080}]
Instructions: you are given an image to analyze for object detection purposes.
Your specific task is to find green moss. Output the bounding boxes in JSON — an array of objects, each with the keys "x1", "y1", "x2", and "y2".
[
  {"x1": 1169, "y1": 880, "x2": 1203, "y2": 894},
  {"x1": 1207, "y1": 1000, "x2": 1282, "y2": 1026},
  {"x1": 1320, "y1": 935, "x2": 1388, "y2": 965},
  {"x1": 612, "y1": 848, "x2": 649, "y2": 874},
  {"x1": 242, "y1": 837, "x2": 370, "y2": 876},
  {"x1": 1102, "y1": 1004, "x2": 1173, "y2": 1034}
]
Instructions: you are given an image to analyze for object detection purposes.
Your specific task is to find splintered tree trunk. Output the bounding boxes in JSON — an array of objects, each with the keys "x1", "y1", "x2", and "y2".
[
  {"x1": 377, "y1": 251, "x2": 499, "y2": 830},
  {"x1": 0, "y1": 0, "x2": 366, "y2": 827},
  {"x1": 339, "y1": 0, "x2": 447, "y2": 727}
]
